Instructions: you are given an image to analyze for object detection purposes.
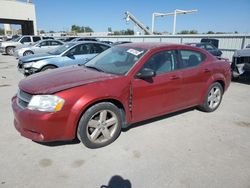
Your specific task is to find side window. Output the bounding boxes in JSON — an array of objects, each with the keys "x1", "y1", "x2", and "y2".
[
  {"x1": 39, "y1": 41, "x2": 49, "y2": 46},
  {"x1": 78, "y1": 44, "x2": 91, "y2": 54},
  {"x1": 68, "y1": 44, "x2": 90, "y2": 55},
  {"x1": 92, "y1": 44, "x2": 109, "y2": 53},
  {"x1": 141, "y1": 50, "x2": 177, "y2": 75},
  {"x1": 206, "y1": 44, "x2": 215, "y2": 50},
  {"x1": 20, "y1": 37, "x2": 31, "y2": 43},
  {"x1": 179, "y1": 50, "x2": 205, "y2": 69},
  {"x1": 33, "y1": 36, "x2": 41, "y2": 42},
  {"x1": 50, "y1": 41, "x2": 62, "y2": 46}
]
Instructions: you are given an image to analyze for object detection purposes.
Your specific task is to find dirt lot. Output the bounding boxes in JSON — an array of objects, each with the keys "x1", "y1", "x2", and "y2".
[{"x1": 0, "y1": 54, "x2": 250, "y2": 188}]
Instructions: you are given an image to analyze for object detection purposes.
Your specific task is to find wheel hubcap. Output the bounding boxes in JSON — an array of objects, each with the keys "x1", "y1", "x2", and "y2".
[
  {"x1": 207, "y1": 86, "x2": 221, "y2": 109},
  {"x1": 86, "y1": 110, "x2": 118, "y2": 144},
  {"x1": 25, "y1": 51, "x2": 32, "y2": 55},
  {"x1": 8, "y1": 48, "x2": 14, "y2": 55}
]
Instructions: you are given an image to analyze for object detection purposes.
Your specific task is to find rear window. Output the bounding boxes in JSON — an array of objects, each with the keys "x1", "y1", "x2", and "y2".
[
  {"x1": 179, "y1": 50, "x2": 205, "y2": 69},
  {"x1": 32, "y1": 36, "x2": 41, "y2": 42}
]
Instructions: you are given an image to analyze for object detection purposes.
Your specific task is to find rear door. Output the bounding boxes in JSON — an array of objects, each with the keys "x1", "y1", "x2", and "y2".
[
  {"x1": 35, "y1": 41, "x2": 50, "y2": 53},
  {"x1": 177, "y1": 49, "x2": 212, "y2": 107},
  {"x1": 132, "y1": 50, "x2": 184, "y2": 122}
]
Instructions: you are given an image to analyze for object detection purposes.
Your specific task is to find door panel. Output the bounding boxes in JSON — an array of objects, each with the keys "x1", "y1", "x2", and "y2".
[
  {"x1": 132, "y1": 72, "x2": 183, "y2": 122},
  {"x1": 180, "y1": 64, "x2": 211, "y2": 106},
  {"x1": 177, "y1": 50, "x2": 212, "y2": 107}
]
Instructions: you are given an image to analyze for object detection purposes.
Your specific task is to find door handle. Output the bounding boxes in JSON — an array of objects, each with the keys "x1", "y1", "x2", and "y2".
[
  {"x1": 170, "y1": 75, "x2": 180, "y2": 80},
  {"x1": 204, "y1": 68, "x2": 211, "y2": 73}
]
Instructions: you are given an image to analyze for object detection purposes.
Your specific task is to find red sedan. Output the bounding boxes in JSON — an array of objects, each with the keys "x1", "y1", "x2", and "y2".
[{"x1": 12, "y1": 43, "x2": 231, "y2": 148}]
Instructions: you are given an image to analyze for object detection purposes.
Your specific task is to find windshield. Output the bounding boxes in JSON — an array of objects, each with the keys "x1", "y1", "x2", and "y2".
[
  {"x1": 12, "y1": 36, "x2": 22, "y2": 42},
  {"x1": 85, "y1": 46, "x2": 147, "y2": 75},
  {"x1": 48, "y1": 43, "x2": 75, "y2": 55}
]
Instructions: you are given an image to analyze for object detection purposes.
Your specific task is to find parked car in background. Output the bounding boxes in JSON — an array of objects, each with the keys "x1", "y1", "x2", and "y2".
[
  {"x1": 71, "y1": 37, "x2": 99, "y2": 42},
  {"x1": 245, "y1": 44, "x2": 250, "y2": 48},
  {"x1": 112, "y1": 41, "x2": 132, "y2": 46},
  {"x1": 231, "y1": 47, "x2": 250, "y2": 79},
  {"x1": 57, "y1": 37, "x2": 78, "y2": 42},
  {"x1": 18, "y1": 41, "x2": 110, "y2": 76},
  {"x1": 186, "y1": 43, "x2": 222, "y2": 57},
  {"x1": 101, "y1": 41, "x2": 113, "y2": 45},
  {"x1": 12, "y1": 43, "x2": 231, "y2": 148},
  {"x1": 201, "y1": 38, "x2": 219, "y2": 48},
  {"x1": 0, "y1": 35, "x2": 53, "y2": 55},
  {"x1": 14, "y1": 39, "x2": 64, "y2": 58}
]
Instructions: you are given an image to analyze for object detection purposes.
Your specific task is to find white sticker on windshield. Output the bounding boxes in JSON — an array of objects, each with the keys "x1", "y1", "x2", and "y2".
[{"x1": 127, "y1": 49, "x2": 143, "y2": 56}]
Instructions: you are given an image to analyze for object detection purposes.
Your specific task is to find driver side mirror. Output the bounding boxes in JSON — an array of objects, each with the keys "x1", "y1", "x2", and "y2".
[{"x1": 136, "y1": 68, "x2": 155, "y2": 79}]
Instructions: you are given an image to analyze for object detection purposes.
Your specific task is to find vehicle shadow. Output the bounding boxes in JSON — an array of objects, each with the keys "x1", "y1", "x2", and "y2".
[
  {"x1": 232, "y1": 77, "x2": 250, "y2": 85},
  {"x1": 232, "y1": 73, "x2": 250, "y2": 85},
  {"x1": 34, "y1": 138, "x2": 80, "y2": 147},
  {"x1": 35, "y1": 107, "x2": 197, "y2": 147},
  {"x1": 100, "y1": 175, "x2": 132, "y2": 188},
  {"x1": 122, "y1": 107, "x2": 196, "y2": 132}
]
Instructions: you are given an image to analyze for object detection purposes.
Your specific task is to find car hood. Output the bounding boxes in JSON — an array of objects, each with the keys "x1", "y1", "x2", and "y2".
[
  {"x1": 19, "y1": 66, "x2": 119, "y2": 94},
  {"x1": 19, "y1": 53, "x2": 58, "y2": 63},
  {"x1": 0, "y1": 41, "x2": 19, "y2": 47}
]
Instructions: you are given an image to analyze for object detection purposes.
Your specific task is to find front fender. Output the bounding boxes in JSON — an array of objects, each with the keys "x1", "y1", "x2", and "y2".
[
  {"x1": 32, "y1": 59, "x2": 56, "y2": 69},
  {"x1": 64, "y1": 94, "x2": 129, "y2": 138}
]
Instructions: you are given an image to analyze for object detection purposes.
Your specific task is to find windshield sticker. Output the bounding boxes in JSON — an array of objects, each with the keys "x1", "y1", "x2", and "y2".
[{"x1": 127, "y1": 49, "x2": 143, "y2": 56}]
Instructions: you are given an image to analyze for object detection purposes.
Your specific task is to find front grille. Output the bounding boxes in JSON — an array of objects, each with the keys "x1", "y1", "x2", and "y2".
[{"x1": 17, "y1": 89, "x2": 33, "y2": 109}]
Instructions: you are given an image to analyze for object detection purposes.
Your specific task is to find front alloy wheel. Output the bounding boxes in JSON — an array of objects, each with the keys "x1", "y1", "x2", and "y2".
[
  {"x1": 6, "y1": 47, "x2": 14, "y2": 55},
  {"x1": 86, "y1": 110, "x2": 118, "y2": 144},
  {"x1": 77, "y1": 102, "x2": 122, "y2": 148}
]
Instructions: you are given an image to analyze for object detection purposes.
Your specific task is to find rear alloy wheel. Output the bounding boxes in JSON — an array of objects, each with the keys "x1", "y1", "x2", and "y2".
[
  {"x1": 77, "y1": 102, "x2": 122, "y2": 148},
  {"x1": 6, "y1": 46, "x2": 14, "y2": 55},
  {"x1": 23, "y1": 50, "x2": 34, "y2": 56},
  {"x1": 199, "y1": 82, "x2": 223, "y2": 112}
]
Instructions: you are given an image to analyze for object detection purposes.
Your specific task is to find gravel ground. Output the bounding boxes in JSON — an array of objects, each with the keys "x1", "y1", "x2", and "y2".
[{"x1": 0, "y1": 54, "x2": 250, "y2": 188}]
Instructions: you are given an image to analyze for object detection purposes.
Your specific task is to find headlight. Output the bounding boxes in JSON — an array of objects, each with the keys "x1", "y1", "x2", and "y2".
[
  {"x1": 23, "y1": 62, "x2": 34, "y2": 68},
  {"x1": 28, "y1": 95, "x2": 65, "y2": 112}
]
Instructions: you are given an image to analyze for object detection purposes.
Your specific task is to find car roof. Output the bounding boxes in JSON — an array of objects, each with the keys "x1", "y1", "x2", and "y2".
[
  {"x1": 186, "y1": 42, "x2": 211, "y2": 45},
  {"x1": 67, "y1": 41, "x2": 111, "y2": 46},
  {"x1": 117, "y1": 42, "x2": 189, "y2": 50}
]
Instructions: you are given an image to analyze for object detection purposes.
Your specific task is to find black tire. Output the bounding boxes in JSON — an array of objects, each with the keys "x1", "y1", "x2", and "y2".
[
  {"x1": 199, "y1": 82, "x2": 223, "y2": 112},
  {"x1": 23, "y1": 50, "x2": 34, "y2": 56},
  {"x1": 40, "y1": 65, "x2": 56, "y2": 72},
  {"x1": 6, "y1": 46, "x2": 14, "y2": 55},
  {"x1": 77, "y1": 102, "x2": 122, "y2": 148}
]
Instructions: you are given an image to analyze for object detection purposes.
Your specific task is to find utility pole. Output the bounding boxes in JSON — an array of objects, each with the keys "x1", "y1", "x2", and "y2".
[{"x1": 152, "y1": 9, "x2": 197, "y2": 35}]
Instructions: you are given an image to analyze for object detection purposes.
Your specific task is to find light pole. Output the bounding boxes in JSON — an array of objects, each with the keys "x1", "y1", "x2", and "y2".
[{"x1": 151, "y1": 9, "x2": 197, "y2": 35}]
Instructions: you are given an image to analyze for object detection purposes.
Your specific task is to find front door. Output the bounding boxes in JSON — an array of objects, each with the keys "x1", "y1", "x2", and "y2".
[{"x1": 131, "y1": 50, "x2": 184, "y2": 122}]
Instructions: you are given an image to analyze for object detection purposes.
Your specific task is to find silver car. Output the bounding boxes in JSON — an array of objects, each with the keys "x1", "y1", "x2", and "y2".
[
  {"x1": 14, "y1": 39, "x2": 64, "y2": 58},
  {"x1": 17, "y1": 41, "x2": 111, "y2": 76}
]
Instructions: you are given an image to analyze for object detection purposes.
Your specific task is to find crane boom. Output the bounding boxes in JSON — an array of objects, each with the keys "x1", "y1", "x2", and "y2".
[{"x1": 125, "y1": 11, "x2": 153, "y2": 35}]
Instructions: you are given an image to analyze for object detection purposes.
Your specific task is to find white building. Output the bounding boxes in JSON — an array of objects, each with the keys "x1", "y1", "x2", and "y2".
[{"x1": 0, "y1": 0, "x2": 37, "y2": 35}]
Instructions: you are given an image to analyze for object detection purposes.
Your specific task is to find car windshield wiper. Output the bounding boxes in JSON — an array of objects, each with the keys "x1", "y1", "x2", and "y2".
[{"x1": 84, "y1": 65, "x2": 104, "y2": 72}]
